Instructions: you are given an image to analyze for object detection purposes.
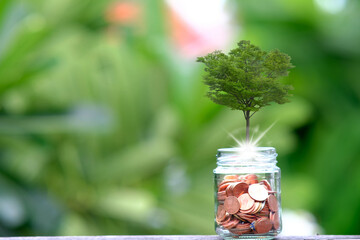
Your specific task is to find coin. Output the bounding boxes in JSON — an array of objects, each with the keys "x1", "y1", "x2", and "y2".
[
  {"x1": 239, "y1": 175, "x2": 245, "y2": 181},
  {"x1": 229, "y1": 223, "x2": 251, "y2": 235},
  {"x1": 224, "y1": 175, "x2": 238, "y2": 180},
  {"x1": 224, "y1": 196, "x2": 240, "y2": 214},
  {"x1": 218, "y1": 179, "x2": 235, "y2": 188},
  {"x1": 245, "y1": 174, "x2": 258, "y2": 184},
  {"x1": 248, "y1": 184, "x2": 269, "y2": 201},
  {"x1": 258, "y1": 202, "x2": 270, "y2": 217},
  {"x1": 237, "y1": 212, "x2": 256, "y2": 222},
  {"x1": 232, "y1": 182, "x2": 249, "y2": 197},
  {"x1": 233, "y1": 213, "x2": 245, "y2": 222},
  {"x1": 216, "y1": 205, "x2": 227, "y2": 222},
  {"x1": 222, "y1": 217, "x2": 240, "y2": 229},
  {"x1": 254, "y1": 201, "x2": 263, "y2": 213},
  {"x1": 218, "y1": 182, "x2": 231, "y2": 192},
  {"x1": 257, "y1": 201, "x2": 265, "y2": 213},
  {"x1": 217, "y1": 174, "x2": 280, "y2": 236},
  {"x1": 267, "y1": 195, "x2": 278, "y2": 212},
  {"x1": 240, "y1": 201, "x2": 259, "y2": 214},
  {"x1": 258, "y1": 204, "x2": 270, "y2": 217},
  {"x1": 226, "y1": 184, "x2": 234, "y2": 197},
  {"x1": 217, "y1": 191, "x2": 226, "y2": 201},
  {"x1": 260, "y1": 180, "x2": 272, "y2": 191},
  {"x1": 235, "y1": 222, "x2": 251, "y2": 230},
  {"x1": 272, "y1": 212, "x2": 280, "y2": 230},
  {"x1": 254, "y1": 217, "x2": 272, "y2": 234},
  {"x1": 238, "y1": 193, "x2": 255, "y2": 211},
  {"x1": 222, "y1": 214, "x2": 231, "y2": 223}
]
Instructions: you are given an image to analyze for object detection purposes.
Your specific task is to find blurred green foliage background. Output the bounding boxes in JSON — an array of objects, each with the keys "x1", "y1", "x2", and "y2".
[{"x1": 0, "y1": 0, "x2": 359, "y2": 236}]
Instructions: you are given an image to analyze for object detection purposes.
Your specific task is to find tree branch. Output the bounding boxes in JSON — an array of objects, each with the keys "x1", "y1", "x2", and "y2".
[
  {"x1": 228, "y1": 90, "x2": 247, "y2": 106},
  {"x1": 249, "y1": 111, "x2": 257, "y2": 118}
]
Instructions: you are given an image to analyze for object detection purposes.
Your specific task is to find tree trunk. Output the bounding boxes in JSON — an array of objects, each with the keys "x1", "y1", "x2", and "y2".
[{"x1": 246, "y1": 111, "x2": 250, "y2": 143}]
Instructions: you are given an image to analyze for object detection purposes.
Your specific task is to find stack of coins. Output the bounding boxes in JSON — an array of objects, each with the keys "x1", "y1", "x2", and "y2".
[{"x1": 216, "y1": 174, "x2": 280, "y2": 235}]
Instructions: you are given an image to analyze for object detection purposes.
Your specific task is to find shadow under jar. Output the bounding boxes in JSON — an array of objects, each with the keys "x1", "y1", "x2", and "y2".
[{"x1": 214, "y1": 147, "x2": 282, "y2": 239}]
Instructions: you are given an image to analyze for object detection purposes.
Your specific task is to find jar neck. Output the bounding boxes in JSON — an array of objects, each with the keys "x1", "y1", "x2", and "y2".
[{"x1": 216, "y1": 147, "x2": 278, "y2": 168}]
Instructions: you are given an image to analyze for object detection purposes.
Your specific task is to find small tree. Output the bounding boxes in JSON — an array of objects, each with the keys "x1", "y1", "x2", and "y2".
[{"x1": 197, "y1": 40, "x2": 294, "y2": 142}]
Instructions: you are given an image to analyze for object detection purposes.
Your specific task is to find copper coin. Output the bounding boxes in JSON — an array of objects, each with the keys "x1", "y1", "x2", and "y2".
[
  {"x1": 222, "y1": 217, "x2": 240, "y2": 229},
  {"x1": 218, "y1": 179, "x2": 237, "y2": 188},
  {"x1": 255, "y1": 201, "x2": 263, "y2": 213},
  {"x1": 228, "y1": 229, "x2": 242, "y2": 235},
  {"x1": 260, "y1": 180, "x2": 272, "y2": 191},
  {"x1": 257, "y1": 201, "x2": 265, "y2": 213},
  {"x1": 224, "y1": 196, "x2": 240, "y2": 214},
  {"x1": 218, "y1": 182, "x2": 231, "y2": 192},
  {"x1": 248, "y1": 184, "x2": 269, "y2": 201},
  {"x1": 229, "y1": 223, "x2": 251, "y2": 235},
  {"x1": 258, "y1": 204, "x2": 269, "y2": 216},
  {"x1": 267, "y1": 195, "x2": 278, "y2": 212},
  {"x1": 245, "y1": 174, "x2": 258, "y2": 184},
  {"x1": 254, "y1": 217, "x2": 272, "y2": 234},
  {"x1": 238, "y1": 212, "x2": 256, "y2": 222},
  {"x1": 226, "y1": 184, "x2": 234, "y2": 197},
  {"x1": 258, "y1": 208, "x2": 270, "y2": 217},
  {"x1": 232, "y1": 182, "x2": 249, "y2": 197},
  {"x1": 240, "y1": 201, "x2": 258, "y2": 214},
  {"x1": 217, "y1": 191, "x2": 226, "y2": 201},
  {"x1": 216, "y1": 205, "x2": 227, "y2": 222},
  {"x1": 271, "y1": 211, "x2": 280, "y2": 230},
  {"x1": 218, "y1": 180, "x2": 236, "y2": 190},
  {"x1": 235, "y1": 222, "x2": 251, "y2": 230},
  {"x1": 262, "y1": 203, "x2": 269, "y2": 211},
  {"x1": 229, "y1": 229, "x2": 242, "y2": 235},
  {"x1": 238, "y1": 193, "x2": 255, "y2": 211},
  {"x1": 254, "y1": 201, "x2": 263, "y2": 214},
  {"x1": 221, "y1": 214, "x2": 231, "y2": 224},
  {"x1": 234, "y1": 214, "x2": 245, "y2": 222},
  {"x1": 229, "y1": 229, "x2": 249, "y2": 235},
  {"x1": 234, "y1": 212, "x2": 248, "y2": 222},
  {"x1": 224, "y1": 175, "x2": 238, "y2": 180}
]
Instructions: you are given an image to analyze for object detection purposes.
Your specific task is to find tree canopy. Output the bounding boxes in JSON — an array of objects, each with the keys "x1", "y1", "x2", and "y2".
[{"x1": 197, "y1": 40, "x2": 294, "y2": 141}]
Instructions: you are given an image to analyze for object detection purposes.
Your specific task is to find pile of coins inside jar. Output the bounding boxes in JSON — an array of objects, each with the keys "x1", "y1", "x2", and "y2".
[{"x1": 216, "y1": 174, "x2": 280, "y2": 235}]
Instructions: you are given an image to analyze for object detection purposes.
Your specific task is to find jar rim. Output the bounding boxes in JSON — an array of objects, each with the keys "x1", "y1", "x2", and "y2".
[
  {"x1": 216, "y1": 147, "x2": 278, "y2": 165},
  {"x1": 217, "y1": 147, "x2": 276, "y2": 154}
]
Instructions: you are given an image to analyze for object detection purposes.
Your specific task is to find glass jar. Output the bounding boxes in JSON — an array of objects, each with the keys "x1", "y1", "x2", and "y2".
[{"x1": 214, "y1": 147, "x2": 281, "y2": 239}]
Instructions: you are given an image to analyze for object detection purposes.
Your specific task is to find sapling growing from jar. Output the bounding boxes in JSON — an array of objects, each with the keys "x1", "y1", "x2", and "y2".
[{"x1": 197, "y1": 40, "x2": 294, "y2": 142}]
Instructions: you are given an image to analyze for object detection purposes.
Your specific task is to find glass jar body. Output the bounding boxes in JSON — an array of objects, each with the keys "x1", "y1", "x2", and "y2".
[{"x1": 214, "y1": 148, "x2": 282, "y2": 239}]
